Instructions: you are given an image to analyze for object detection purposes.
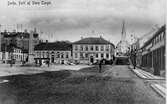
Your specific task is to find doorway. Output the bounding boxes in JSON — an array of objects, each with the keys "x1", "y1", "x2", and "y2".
[
  {"x1": 90, "y1": 56, "x2": 94, "y2": 63},
  {"x1": 51, "y1": 55, "x2": 54, "y2": 63}
]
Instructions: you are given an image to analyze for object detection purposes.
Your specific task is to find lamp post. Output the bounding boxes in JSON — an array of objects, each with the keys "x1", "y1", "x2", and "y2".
[
  {"x1": 47, "y1": 51, "x2": 50, "y2": 67},
  {"x1": 131, "y1": 47, "x2": 137, "y2": 69},
  {"x1": 10, "y1": 45, "x2": 14, "y2": 67},
  {"x1": 21, "y1": 34, "x2": 25, "y2": 65}
]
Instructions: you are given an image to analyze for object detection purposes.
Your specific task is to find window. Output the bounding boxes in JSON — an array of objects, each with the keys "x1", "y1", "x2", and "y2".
[
  {"x1": 61, "y1": 53, "x2": 64, "y2": 58},
  {"x1": 85, "y1": 53, "x2": 88, "y2": 58},
  {"x1": 57, "y1": 52, "x2": 60, "y2": 58},
  {"x1": 39, "y1": 52, "x2": 41, "y2": 58},
  {"x1": 101, "y1": 53, "x2": 104, "y2": 58},
  {"x1": 75, "y1": 53, "x2": 78, "y2": 58},
  {"x1": 75, "y1": 45, "x2": 78, "y2": 51},
  {"x1": 106, "y1": 46, "x2": 109, "y2": 51},
  {"x1": 95, "y1": 46, "x2": 99, "y2": 51},
  {"x1": 158, "y1": 35, "x2": 160, "y2": 42},
  {"x1": 85, "y1": 45, "x2": 88, "y2": 51},
  {"x1": 163, "y1": 32, "x2": 165, "y2": 38},
  {"x1": 101, "y1": 46, "x2": 104, "y2": 51},
  {"x1": 47, "y1": 52, "x2": 49, "y2": 58},
  {"x1": 43, "y1": 52, "x2": 45, "y2": 58},
  {"x1": 66, "y1": 53, "x2": 69, "y2": 58},
  {"x1": 90, "y1": 45, "x2": 94, "y2": 51},
  {"x1": 80, "y1": 53, "x2": 83, "y2": 58},
  {"x1": 106, "y1": 53, "x2": 109, "y2": 58},
  {"x1": 80, "y1": 45, "x2": 83, "y2": 51},
  {"x1": 96, "y1": 53, "x2": 98, "y2": 58}
]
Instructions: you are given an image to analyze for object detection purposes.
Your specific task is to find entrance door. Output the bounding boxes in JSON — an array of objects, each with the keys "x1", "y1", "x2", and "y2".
[
  {"x1": 90, "y1": 56, "x2": 94, "y2": 63},
  {"x1": 51, "y1": 55, "x2": 54, "y2": 63}
]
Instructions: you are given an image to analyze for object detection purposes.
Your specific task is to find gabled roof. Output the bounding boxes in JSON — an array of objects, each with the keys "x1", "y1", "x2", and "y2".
[
  {"x1": 73, "y1": 37, "x2": 115, "y2": 48},
  {"x1": 73, "y1": 37, "x2": 112, "y2": 44},
  {"x1": 34, "y1": 41, "x2": 72, "y2": 51}
]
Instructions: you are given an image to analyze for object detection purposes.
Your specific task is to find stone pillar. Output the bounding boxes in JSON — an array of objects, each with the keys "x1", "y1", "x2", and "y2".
[{"x1": 28, "y1": 30, "x2": 35, "y2": 63}]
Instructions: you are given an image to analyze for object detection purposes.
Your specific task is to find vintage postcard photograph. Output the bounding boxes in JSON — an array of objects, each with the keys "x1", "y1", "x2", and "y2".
[{"x1": 0, "y1": 0, "x2": 166, "y2": 104}]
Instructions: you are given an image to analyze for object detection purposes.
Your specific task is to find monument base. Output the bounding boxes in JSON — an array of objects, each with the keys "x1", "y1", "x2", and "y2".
[{"x1": 28, "y1": 54, "x2": 35, "y2": 64}]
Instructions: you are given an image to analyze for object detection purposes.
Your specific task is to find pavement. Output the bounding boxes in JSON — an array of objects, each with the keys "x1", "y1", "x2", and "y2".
[
  {"x1": 0, "y1": 63, "x2": 91, "y2": 77},
  {"x1": 129, "y1": 65, "x2": 166, "y2": 98},
  {"x1": 0, "y1": 65, "x2": 165, "y2": 104}
]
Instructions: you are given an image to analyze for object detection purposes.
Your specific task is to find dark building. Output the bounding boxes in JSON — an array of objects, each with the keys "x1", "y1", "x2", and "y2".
[{"x1": 1, "y1": 29, "x2": 40, "y2": 52}]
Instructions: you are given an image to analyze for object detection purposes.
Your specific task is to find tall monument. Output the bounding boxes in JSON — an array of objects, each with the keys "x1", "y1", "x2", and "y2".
[{"x1": 28, "y1": 29, "x2": 35, "y2": 63}]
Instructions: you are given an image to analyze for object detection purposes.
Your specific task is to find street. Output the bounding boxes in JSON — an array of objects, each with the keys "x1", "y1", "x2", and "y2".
[{"x1": 0, "y1": 58, "x2": 165, "y2": 104}]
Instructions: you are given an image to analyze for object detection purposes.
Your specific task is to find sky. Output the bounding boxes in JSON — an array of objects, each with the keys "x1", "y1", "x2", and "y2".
[{"x1": 0, "y1": 0, "x2": 166, "y2": 45}]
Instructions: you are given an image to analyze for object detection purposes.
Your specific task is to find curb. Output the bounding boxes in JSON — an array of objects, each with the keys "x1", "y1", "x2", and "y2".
[
  {"x1": 129, "y1": 65, "x2": 165, "y2": 80},
  {"x1": 151, "y1": 84, "x2": 166, "y2": 98}
]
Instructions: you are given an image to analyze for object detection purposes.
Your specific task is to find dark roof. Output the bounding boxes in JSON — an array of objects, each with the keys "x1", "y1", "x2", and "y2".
[
  {"x1": 141, "y1": 25, "x2": 166, "y2": 49},
  {"x1": 73, "y1": 37, "x2": 111, "y2": 44},
  {"x1": 73, "y1": 37, "x2": 115, "y2": 48},
  {"x1": 34, "y1": 41, "x2": 72, "y2": 51}
]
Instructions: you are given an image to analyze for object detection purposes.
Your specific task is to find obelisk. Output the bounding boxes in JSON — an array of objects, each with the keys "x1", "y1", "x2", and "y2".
[{"x1": 28, "y1": 30, "x2": 34, "y2": 63}]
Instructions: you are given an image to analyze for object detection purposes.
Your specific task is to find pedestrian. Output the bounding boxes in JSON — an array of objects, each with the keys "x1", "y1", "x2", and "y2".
[
  {"x1": 99, "y1": 60, "x2": 103, "y2": 73},
  {"x1": 47, "y1": 59, "x2": 50, "y2": 67},
  {"x1": 133, "y1": 49, "x2": 136, "y2": 69}
]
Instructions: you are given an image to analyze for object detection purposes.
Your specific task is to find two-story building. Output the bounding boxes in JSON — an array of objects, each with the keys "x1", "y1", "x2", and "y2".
[
  {"x1": 1, "y1": 44, "x2": 28, "y2": 64},
  {"x1": 34, "y1": 41, "x2": 72, "y2": 65},
  {"x1": 72, "y1": 37, "x2": 115, "y2": 64},
  {"x1": 141, "y1": 25, "x2": 165, "y2": 76}
]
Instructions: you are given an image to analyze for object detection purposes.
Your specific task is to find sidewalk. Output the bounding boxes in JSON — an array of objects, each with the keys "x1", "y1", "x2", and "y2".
[
  {"x1": 151, "y1": 83, "x2": 166, "y2": 98},
  {"x1": 129, "y1": 65, "x2": 165, "y2": 80},
  {"x1": 129, "y1": 65, "x2": 166, "y2": 99}
]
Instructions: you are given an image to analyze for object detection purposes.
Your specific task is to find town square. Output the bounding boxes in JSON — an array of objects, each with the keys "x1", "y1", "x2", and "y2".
[{"x1": 0, "y1": 0, "x2": 166, "y2": 104}]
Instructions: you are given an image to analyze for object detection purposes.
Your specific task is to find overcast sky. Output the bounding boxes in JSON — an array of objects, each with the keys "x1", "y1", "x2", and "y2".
[{"x1": 0, "y1": 0, "x2": 165, "y2": 45}]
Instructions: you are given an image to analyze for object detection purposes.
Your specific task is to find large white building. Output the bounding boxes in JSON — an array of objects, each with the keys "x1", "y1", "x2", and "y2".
[{"x1": 72, "y1": 37, "x2": 115, "y2": 64}]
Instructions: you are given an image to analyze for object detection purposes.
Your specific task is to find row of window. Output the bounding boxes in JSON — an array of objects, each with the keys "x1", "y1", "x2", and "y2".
[
  {"x1": 13, "y1": 54, "x2": 23, "y2": 60},
  {"x1": 74, "y1": 53, "x2": 109, "y2": 59},
  {"x1": 152, "y1": 31, "x2": 165, "y2": 45},
  {"x1": 14, "y1": 49, "x2": 22, "y2": 53},
  {"x1": 36, "y1": 52, "x2": 70, "y2": 58},
  {"x1": 74, "y1": 45, "x2": 110, "y2": 51}
]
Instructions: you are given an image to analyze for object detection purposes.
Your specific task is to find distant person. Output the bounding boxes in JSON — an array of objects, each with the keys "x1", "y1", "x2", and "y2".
[
  {"x1": 99, "y1": 61, "x2": 102, "y2": 73},
  {"x1": 47, "y1": 59, "x2": 50, "y2": 67},
  {"x1": 132, "y1": 50, "x2": 136, "y2": 69},
  {"x1": 99, "y1": 59, "x2": 105, "y2": 73}
]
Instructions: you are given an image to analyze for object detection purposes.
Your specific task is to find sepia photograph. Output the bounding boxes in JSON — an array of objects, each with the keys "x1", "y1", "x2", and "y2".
[{"x1": 0, "y1": 0, "x2": 166, "y2": 104}]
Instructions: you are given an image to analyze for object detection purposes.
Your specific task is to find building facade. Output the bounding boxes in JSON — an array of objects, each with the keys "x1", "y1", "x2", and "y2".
[
  {"x1": 141, "y1": 25, "x2": 166, "y2": 76},
  {"x1": 0, "y1": 29, "x2": 40, "y2": 52},
  {"x1": 72, "y1": 37, "x2": 115, "y2": 64},
  {"x1": 34, "y1": 41, "x2": 72, "y2": 65},
  {"x1": 1, "y1": 45, "x2": 28, "y2": 64}
]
